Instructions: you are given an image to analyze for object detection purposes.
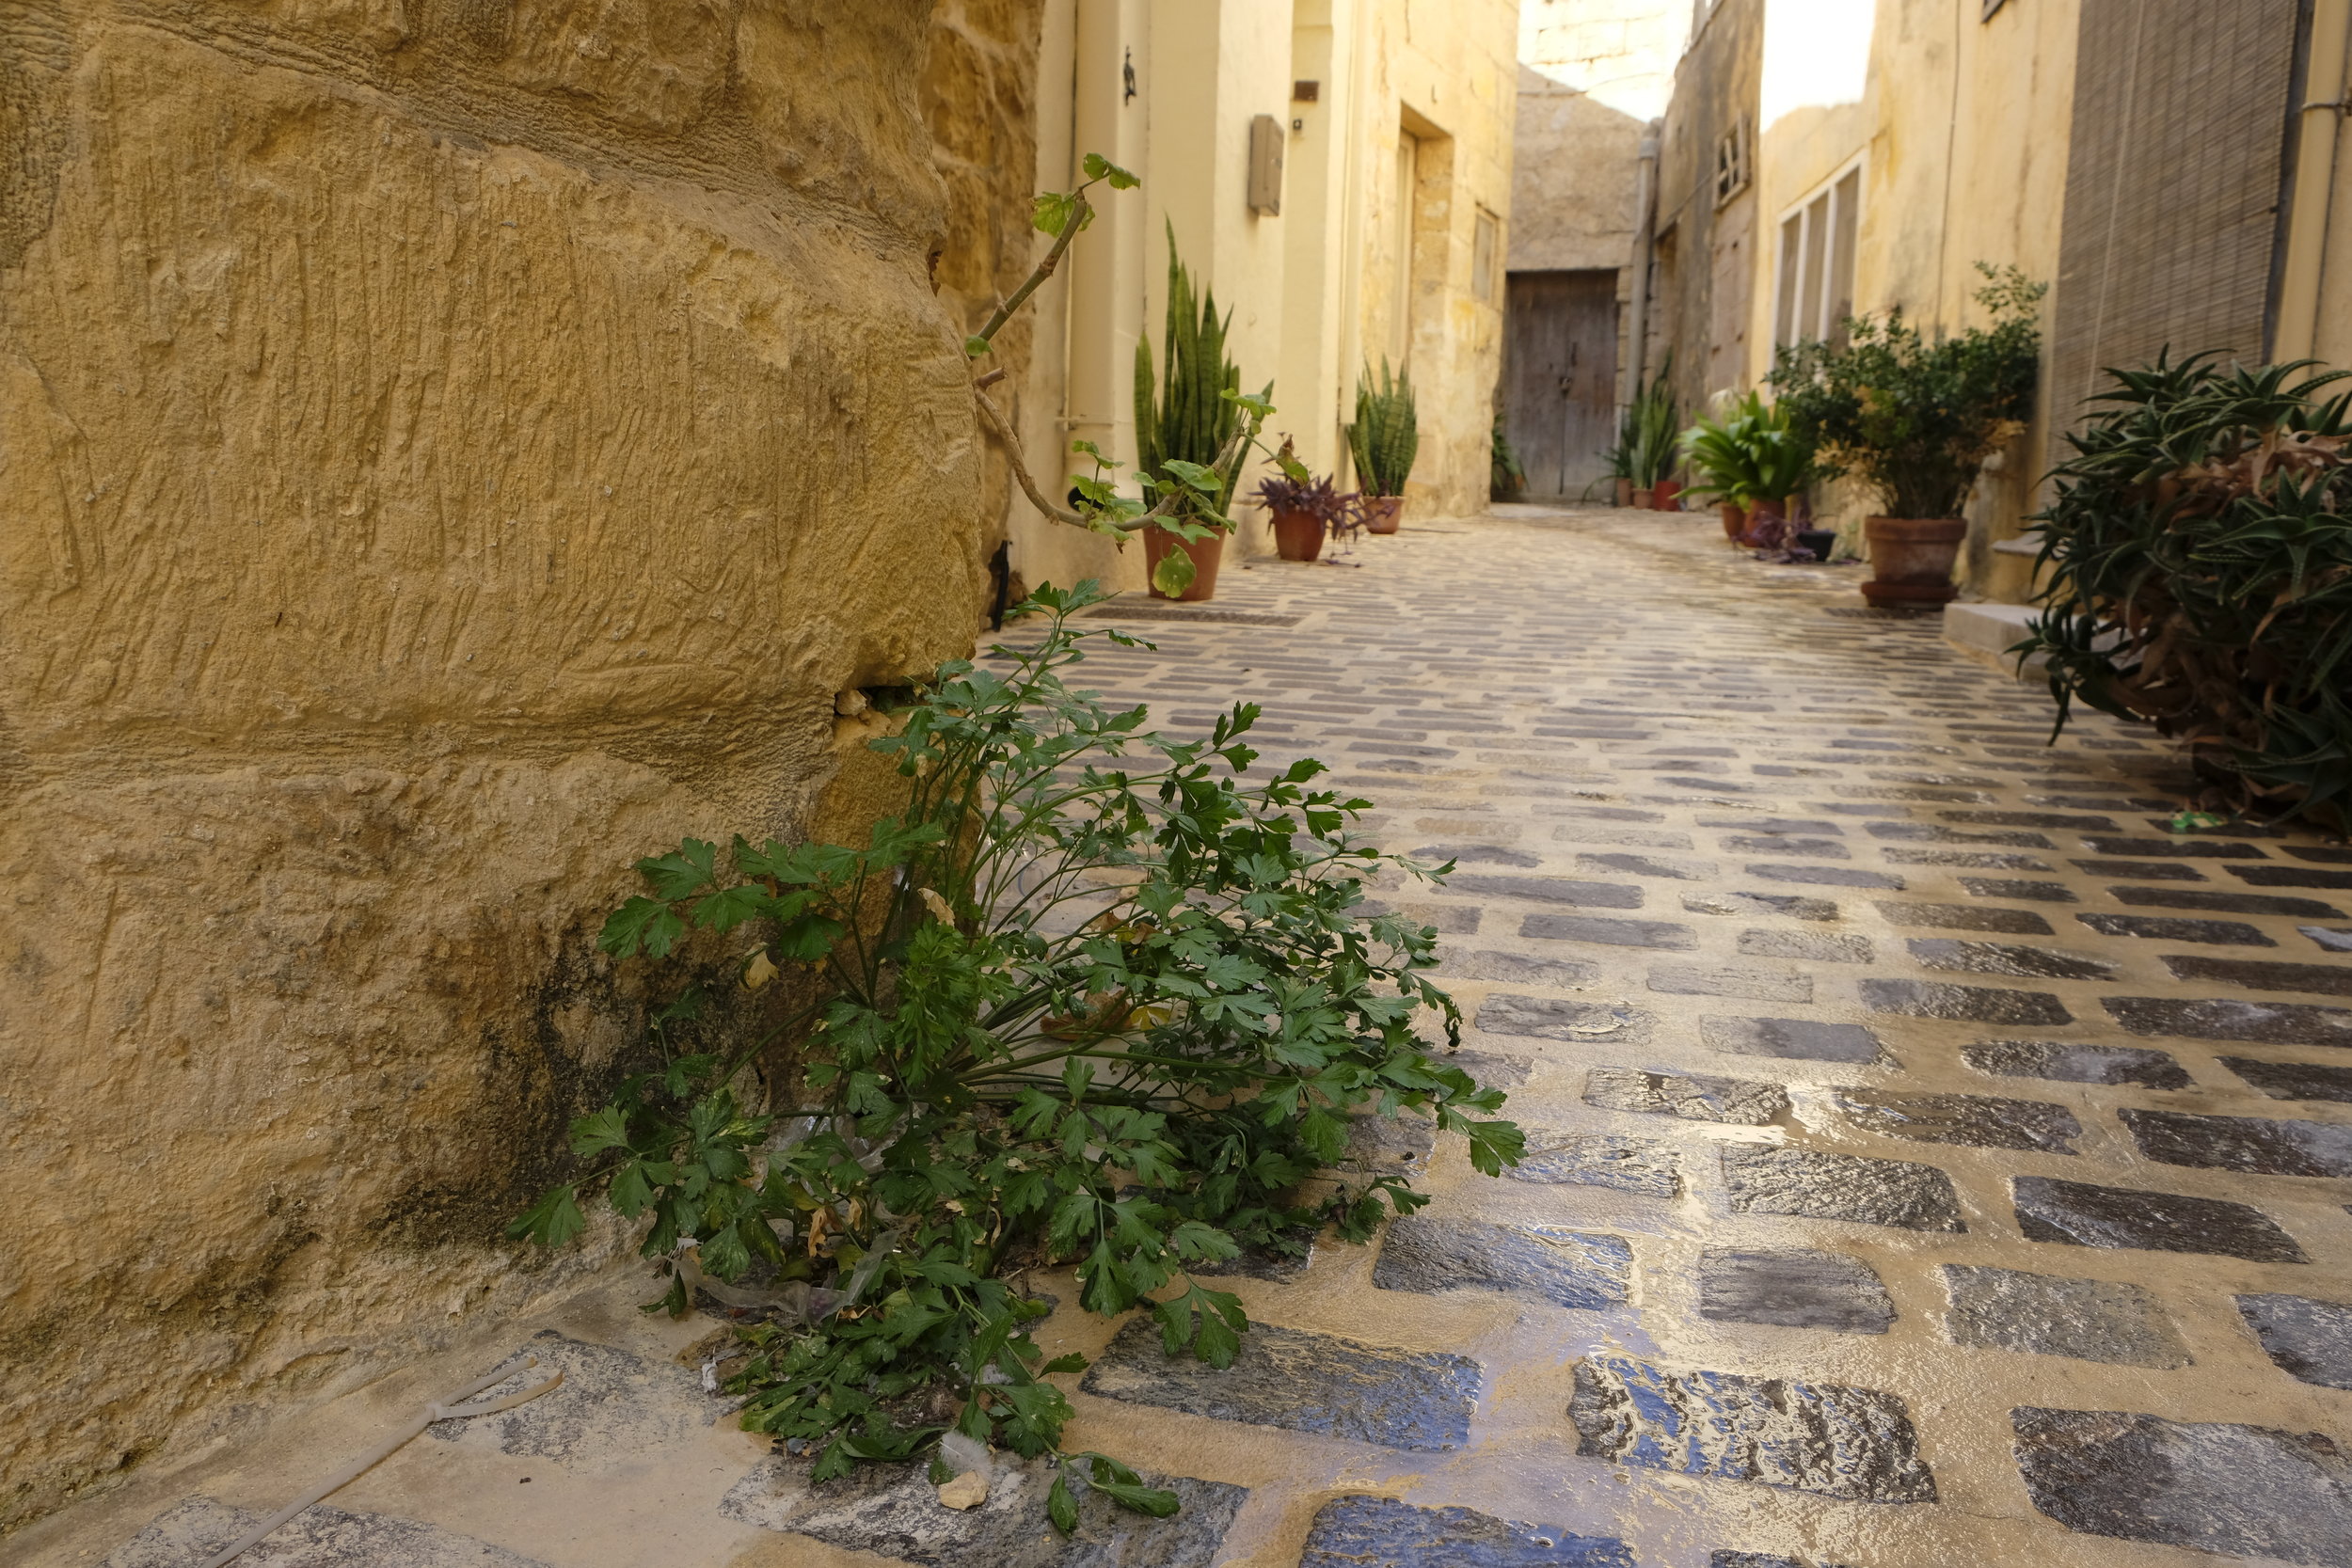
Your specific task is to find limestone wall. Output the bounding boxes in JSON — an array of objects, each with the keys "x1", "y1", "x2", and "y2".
[{"x1": 0, "y1": 0, "x2": 988, "y2": 1531}]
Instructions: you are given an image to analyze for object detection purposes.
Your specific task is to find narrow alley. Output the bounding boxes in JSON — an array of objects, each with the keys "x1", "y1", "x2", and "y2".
[{"x1": 41, "y1": 510, "x2": 2352, "y2": 1568}]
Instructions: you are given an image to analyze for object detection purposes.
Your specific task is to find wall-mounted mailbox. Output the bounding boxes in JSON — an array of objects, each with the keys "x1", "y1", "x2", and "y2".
[{"x1": 1248, "y1": 114, "x2": 1284, "y2": 215}]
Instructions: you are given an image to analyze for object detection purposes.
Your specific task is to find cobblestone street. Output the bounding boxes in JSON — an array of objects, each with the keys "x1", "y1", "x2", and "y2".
[{"x1": 42, "y1": 509, "x2": 2352, "y2": 1568}]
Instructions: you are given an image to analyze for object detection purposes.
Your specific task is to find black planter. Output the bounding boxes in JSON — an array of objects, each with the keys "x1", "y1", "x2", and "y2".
[{"x1": 1795, "y1": 529, "x2": 1838, "y2": 562}]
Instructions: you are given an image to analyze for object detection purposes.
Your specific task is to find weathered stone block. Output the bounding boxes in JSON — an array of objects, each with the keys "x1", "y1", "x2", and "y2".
[
  {"x1": 2077, "y1": 911, "x2": 2276, "y2": 944},
  {"x1": 1939, "y1": 1267, "x2": 2187, "y2": 1367},
  {"x1": 1577, "y1": 851, "x2": 1717, "y2": 879},
  {"x1": 1963, "y1": 1038, "x2": 2190, "y2": 1089},
  {"x1": 1583, "y1": 1066, "x2": 1789, "y2": 1124},
  {"x1": 1859, "y1": 978, "x2": 2073, "y2": 1025},
  {"x1": 1873, "y1": 900, "x2": 2055, "y2": 935},
  {"x1": 1702, "y1": 1016, "x2": 1891, "y2": 1065},
  {"x1": 1440, "y1": 949, "x2": 1603, "y2": 987},
  {"x1": 1081, "y1": 1319, "x2": 1480, "y2": 1452},
  {"x1": 2113, "y1": 886, "x2": 2346, "y2": 918},
  {"x1": 2221, "y1": 1055, "x2": 2352, "y2": 1102},
  {"x1": 1477, "y1": 993, "x2": 1654, "y2": 1044},
  {"x1": 2105, "y1": 995, "x2": 2352, "y2": 1048},
  {"x1": 2236, "y1": 1293, "x2": 2352, "y2": 1388},
  {"x1": 1648, "y1": 963, "x2": 1814, "y2": 1002},
  {"x1": 1509, "y1": 1132, "x2": 1679, "y2": 1196},
  {"x1": 1738, "y1": 928, "x2": 1874, "y2": 963},
  {"x1": 2163, "y1": 955, "x2": 2352, "y2": 997},
  {"x1": 1453, "y1": 875, "x2": 1645, "y2": 909},
  {"x1": 1905, "y1": 939, "x2": 2115, "y2": 980},
  {"x1": 1569, "y1": 1356, "x2": 1936, "y2": 1503},
  {"x1": 1298, "y1": 1496, "x2": 1634, "y2": 1568},
  {"x1": 1521, "y1": 913, "x2": 1698, "y2": 949},
  {"x1": 1834, "y1": 1089, "x2": 2080, "y2": 1153},
  {"x1": 1374, "y1": 1214, "x2": 1634, "y2": 1310},
  {"x1": 2011, "y1": 1177, "x2": 2307, "y2": 1262},
  {"x1": 1746, "y1": 863, "x2": 1905, "y2": 889},
  {"x1": 1698, "y1": 1248, "x2": 1895, "y2": 1333},
  {"x1": 1957, "y1": 878, "x2": 2076, "y2": 902},
  {"x1": 1720, "y1": 1147, "x2": 1964, "y2": 1231},
  {"x1": 1684, "y1": 892, "x2": 1841, "y2": 921},
  {"x1": 106, "y1": 1498, "x2": 550, "y2": 1568},
  {"x1": 2120, "y1": 1108, "x2": 2352, "y2": 1177}
]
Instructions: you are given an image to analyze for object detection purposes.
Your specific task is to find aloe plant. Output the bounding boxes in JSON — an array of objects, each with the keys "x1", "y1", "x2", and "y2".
[
  {"x1": 1623, "y1": 354, "x2": 1680, "y2": 488},
  {"x1": 1346, "y1": 360, "x2": 1419, "y2": 497},
  {"x1": 1136, "y1": 233, "x2": 1249, "y2": 523},
  {"x1": 1683, "y1": 393, "x2": 1814, "y2": 505}
]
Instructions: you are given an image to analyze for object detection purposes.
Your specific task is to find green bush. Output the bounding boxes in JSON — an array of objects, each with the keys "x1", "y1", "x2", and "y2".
[
  {"x1": 1135, "y1": 233, "x2": 1250, "y2": 524},
  {"x1": 1680, "y1": 392, "x2": 1813, "y2": 507},
  {"x1": 1769, "y1": 263, "x2": 2043, "y2": 518},
  {"x1": 1346, "y1": 360, "x2": 1419, "y2": 497},
  {"x1": 2019, "y1": 356, "x2": 2352, "y2": 831},
  {"x1": 1621, "y1": 354, "x2": 1679, "y2": 489},
  {"x1": 511, "y1": 583, "x2": 1521, "y2": 1514}
]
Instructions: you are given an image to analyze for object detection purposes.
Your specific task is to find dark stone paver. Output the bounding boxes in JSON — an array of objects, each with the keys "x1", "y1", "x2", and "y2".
[
  {"x1": 1739, "y1": 928, "x2": 1873, "y2": 962},
  {"x1": 1373, "y1": 1214, "x2": 1633, "y2": 1310},
  {"x1": 1521, "y1": 913, "x2": 1697, "y2": 949},
  {"x1": 1963, "y1": 1038, "x2": 2191, "y2": 1089},
  {"x1": 1942, "y1": 809, "x2": 2118, "y2": 830},
  {"x1": 2010, "y1": 1406, "x2": 2352, "y2": 1564},
  {"x1": 1833, "y1": 1088, "x2": 2080, "y2": 1153},
  {"x1": 1509, "y1": 1131, "x2": 1679, "y2": 1196},
  {"x1": 2112, "y1": 885, "x2": 2348, "y2": 918},
  {"x1": 2106, "y1": 994, "x2": 2352, "y2": 1048},
  {"x1": 2162, "y1": 954, "x2": 2352, "y2": 997},
  {"x1": 1885, "y1": 848, "x2": 2054, "y2": 869},
  {"x1": 1647, "y1": 962, "x2": 1812, "y2": 1001},
  {"x1": 1297, "y1": 1497, "x2": 1634, "y2": 1568},
  {"x1": 1873, "y1": 900, "x2": 2055, "y2": 935},
  {"x1": 1081, "y1": 1318, "x2": 1479, "y2": 1451},
  {"x1": 1345, "y1": 1112, "x2": 1436, "y2": 1169},
  {"x1": 1722, "y1": 835, "x2": 1848, "y2": 858},
  {"x1": 1582, "y1": 1066, "x2": 1789, "y2": 1125},
  {"x1": 721, "y1": 1453, "x2": 1248, "y2": 1567},
  {"x1": 1452, "y1": 875, "x2": 1645, "y2": 909},
  {"x1": 2071, "y1": 858, "x2": 2205, "y2": 880},
  {"x1": 1720, "y1": 1146, "x2": 1964, "y2": 1231},
  {"x1": 1698, "y1": 1248, "x2": 1895, "y2": 1333},
  {"x1": 1569, "y1": 1356, "x2": 1936, "y2": 1503},
  {"x1": 1682, "y1": 891, "x2": 1842, "y2": 921},
  {"x1": 2303, "y1": 924, "x2": 2352, "y2": 952},
  {"x1": 2236, "y1": 1293, "x2": 2352, "y2": 1389},
  {"x1": 1702, "y1": 1015, "x2": 1891, "y2": 1065},
  {"x1": 1905, "y1": 938, "x2": 2114, "y2": 980},
  {"x1": 1939, "y1": 1266, "x2": 2188, "y2": 1367},
  {"x1": 106, "y1": 1499, "x2": 553, "y2": 1568},
  {"x1": 1869, "y1": 821, "x2": 2054, "y2": 847},
  {"x1": 1859, "y1": 977, "x2": 2073, "y2": 1025},
  {"x1": 1415, "y1": 844, "x2": 1543, "y2": 867},
  {"x1": 2081, "y1": 835, "x2": 2266, "y2": 859},
  {"x1": 2120, "y1": 1108, "x2": 2352, "y2": 1178},
  {"x1": 1746, "y1": 863, "x2": 1904, "y2": 889},
  {"x1": 2231, "y1": 864, "x2": 2352, "y2": 890},
  {"x1": 1439, "y1": 949, "x2": 1602, "y2": 987},
  {"x1": 2077, "y1": 911, "x2": 2277, "y2": 945},
  {"x1": 2221, "y1": 1055, "x2": 2352, "y2": 1102},
  {"x1": 1577, "y1": 851, "x2": 1715, "y2": 880},
  {"x1": 2011, "y1": 1177, "x2": 2307, "y2": 1262},
  {"x1": 1475, "y1": 993, "x2": 1654, "y2": 1045},
  {"x1": 1958, "y1": 878, "x2": 2076, "y2": 902}
]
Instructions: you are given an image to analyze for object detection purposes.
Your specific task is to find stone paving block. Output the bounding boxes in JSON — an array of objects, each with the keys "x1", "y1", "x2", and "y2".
[
  {"x1": 1451, "y1": 1048, "x2": 1534, "y2": 1088},
  {"x1": 1439, "y1": 949, "x2": 1602, "y2": 987},
  {"x1": 427, "y1": 1333, "x2": 715, "y2": 1463},
  {"x1": 1373, "y1": 1214, "x2": 1633, "y2": 1310},
  {"x1": 2010, "y1": 1405, "x2": 2352, "y2": 1564},
  {"x1": 1552, "y1": 827, "x2": 1696, "y2": 848},
  {"x1": 1963, "y1": 1038, "x2": 2191, "y2": 1089},
  {"x1": 1411, "y1": 843, "x2": 1543, "y2": 867},
  {"x1": 2162, "y1": 954, "x2": 2352, "y2": 997},
  {"x1": 1545, "y1": 802, "x2": 1667, "y2": 821},
  {"x1": 2232, "y1": 864, "x2": 2352, "y2": 890},
  {"x1": 1684, "y1": 892, "x2": 1841, "y2": 921},
  {"x1": 1722, "y1": 835, "x2": 1850, "y2": 858},
  {"x1": 1583, "y1": 1066, "x2": 1790, "y2": 1125},
  {"x1": 1476, "y1": 993, "x2": 1654, "y2": 1044},
  {"x1": 1869, "y1": 821, "x2": 2055, "y2": 847},
  {"x1": 1942, "y1": 809, "x2": 2120, "y2": 830},
  {"x1": 721, "y1": 1451, "x2": 1248, "y2": 1567},
  {"x1": 106, "y1": 1498, "x2": 552, "y2": 1568},
  {"x1": 1873, "y1": 899, "x2": 2055, "y2": 935},
  {"x1": 1739, "y1": 928, "x2": 1875, "y2": 963},
  {"x1": 1859, "y1": 977, "x2": 2073, "y2": 1025},
  {"x1": 1703, "y1": 1015, "x2": 1891, "y2": 1065},
  {"x1": 2236, "y1": 1292, "x2": 2352, "y2": 1388},
  {"x1": 1939, "y1": 1266, "x2": 2188, "y2": 1367},
  {"x1": 1521, "y1": 913, "x2": 1698, "y2": 949},
  {"x1": 2120, "y1": 1108, "x2": 2352, "y2": 1177},
  {"x1": 1905, "y1": 938, "x2": 2115, "y2": 980},
  {"x1": 2011, "y1": 1176, "x2": 2308, "y2": 1262},
  {"x1": 1568, "y1": 1355, "x2": 1936, "y2": 1503},
  {"x1": 2105, "y1": 995, "x2": 2352, "y2": 1048},
  {"x1": 1509, "y1": 1130, "x2": 1680, "y2": 1195},
  {"x1": 1577, "y1": 851, "x2": 1717, "y2": 880},
  {"x1": 1958, "y1": 878, "x2": 2077, "y2": 902},
  {"x1": 1720, "y1": 1146, "x2": 1964, "y2": 1231},
  {"x1": 1364, "y1": 900, "x2": 1482, "y2": 933},
  {"x1": 1698, "y1": 1247, "x2": 1895, "y2": 1333},
  {"x1": 2288, "y1": 846, "x2": 2352, "y2": 863},
  {"x1": 1833, "y1": 1088, "x2": 2081, "y2": 1153},
  {"x1": 2112, "y1": 885, "x2": 2348, "y2": 919},
  {"x1": 1699, "y1": 816, "x2": 1845, "y2": 834},
  {"x1": 2137, "y1": 817, "x2": 2290, "y2": 838},
  {"x1": 1745, "y1": 863, "x2": 1906, "y2": 890},
  {"x1": 1345, "y1": 1112, "x2": 1436, "y2": 1169},
  {"x1": 1883, "y1": 848, "x2": 2054, "y2": 869},
  {"x1": 1449, "y1": 875, "x2": 1645, "y2": 909},
  {"x1": 1297, "y1": 1496, "x2": 1635, "y2": 1568},
  {"x1": 2081, "y1": 835, "x2": 2267, "y2": 859},
  {"x1": 2076, "y1": 911, "x2": 2276, "y2": 945},
  {"x1": 2303, "y1": 925, "x2": 2352, "y2": 952},
  {"x1": 1081, "y1": 1317, "x2": 1480, "y2": 1451},
  {"x1": 1647, "y1": 962, "x2": 1814, "y2": 1002},
  {"x1": 2070, "y1": 858, "x2": 2206, "y2": 880},
  {"x1": 2221, "y1": 1055, "x2": 2352, "y2": 1102}
]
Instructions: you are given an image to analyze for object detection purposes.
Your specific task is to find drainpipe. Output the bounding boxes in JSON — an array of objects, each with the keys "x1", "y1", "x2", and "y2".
[
  {"x1": 1626, "y1": 126, "x2": 1661, "y2": 395},
  {"x1": 2276, "y1": 0, "x2": 2350, "y2": 363}
]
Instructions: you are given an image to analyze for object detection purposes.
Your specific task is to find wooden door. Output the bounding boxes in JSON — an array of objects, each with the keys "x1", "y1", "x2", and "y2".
[{"x1": 1503, "y1": 270, "x2": 1620, "y2": 500}]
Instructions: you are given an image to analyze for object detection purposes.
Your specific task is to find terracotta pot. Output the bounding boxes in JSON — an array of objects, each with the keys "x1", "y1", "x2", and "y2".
[
  {"x1": 1143, "y1": 527, "x2": 1227, "y2": 602},
  {"x1": 1270, "y1": 510, "x2": 1327, "y2": 562},
  {"x1": 1861, "y1": 515, "x2": 1966, "y2": 606},
  {"x1": 1362, "y1": 496, "x2": 1405, "y2": 534},
  {"x1": 1739, "y1": 497, "x2": 1789, "y2": 549},
  {"x1": 1630, "y1": 487, "x2": 1654, "y2": 510},
  {"x1": 1614, "y1": 478, "x2": 1634, "y2": 508},
  {"x1": 1652, "y1": 479, "x2": 1683, "y2": 511},
  {"x1": 1719, "y1": 501, "x2": 1747, "y2": 541}
]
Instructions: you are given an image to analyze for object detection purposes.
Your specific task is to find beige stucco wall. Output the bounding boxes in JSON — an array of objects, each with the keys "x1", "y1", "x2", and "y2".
[{"x1": 0, "y1": 0, "x2": 999, "y2": 1532}]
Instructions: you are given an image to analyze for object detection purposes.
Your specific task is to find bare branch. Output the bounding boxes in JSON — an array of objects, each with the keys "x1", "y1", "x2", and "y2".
[{"x1": 972, "y1": 383, "x2": 1098, "y2": 531}]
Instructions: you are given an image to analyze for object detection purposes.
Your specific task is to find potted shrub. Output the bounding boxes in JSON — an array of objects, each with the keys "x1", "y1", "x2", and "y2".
[
  {"x1": 1255, "y1": 470, "x2": 1361, "y2": 562},
  {"x1": 2018, "y1": 354, "x2": 2352, "y2": 832},
  {"x1": 1681, "y1": 392, "x2": 1817, "y2": 549},
  {"x1": 1347, "y1": 360, "x2": 1418, "y2": 531},
  {"x1": 1136, "y1": 242, "x2": 1254, "y2": 600},
  {"x1": 1491, "y1": 414, "x2": 1527, "y2": 501},
  {"x1": 1770, "y1": 263, "x2": 2044, "y2": 606},
  {"x1": 1624, "y1": 355, "x2": 1679, "y2": 509}
]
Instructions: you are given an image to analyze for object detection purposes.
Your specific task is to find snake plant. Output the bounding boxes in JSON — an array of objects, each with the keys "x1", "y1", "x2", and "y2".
[{"x1": 1347, "y1": 360, "x2": 1420, "y2": 497}]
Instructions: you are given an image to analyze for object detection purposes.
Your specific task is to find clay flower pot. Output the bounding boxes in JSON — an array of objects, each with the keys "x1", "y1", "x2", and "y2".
[
  {"x1": 1652, "y1": 479, "x2": 1683, "y2": 511},
  {"x1": 1271, "y1": 510, "x2": 1327, "y2": 562},
  {"x1": 1719, "y1": 501, "x2": 1747, "y2": 541},
  {"x1": 1362, "y1": 496, "x2": 1405, "y2": 534},
  {"x1": 1144, "y1": 527, "x2": 1227, "y2": 602},
  {"x1": 1860, "y1": 516, "x2": 1966, "y2": 606},
  {"x1": 1614, "y1": 478, "x2": 1634, "y2": 508},
  {"x1": 1630, "y1": 487, "x2": 1654, "y2": 510},
  {"x1": 1739, "y1": 497, "x2": 1789, "y2": 549}
]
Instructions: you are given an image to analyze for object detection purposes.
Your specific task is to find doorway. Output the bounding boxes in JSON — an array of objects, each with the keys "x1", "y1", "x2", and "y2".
[{"x1": 1502, "y1": 270, "x2": 1620, "y2": 500}]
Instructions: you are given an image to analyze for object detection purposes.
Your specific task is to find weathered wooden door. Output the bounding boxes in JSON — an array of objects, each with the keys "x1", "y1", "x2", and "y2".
[{"x1": 1503, "y1": 270, "x2": 1620, "y2": 500}]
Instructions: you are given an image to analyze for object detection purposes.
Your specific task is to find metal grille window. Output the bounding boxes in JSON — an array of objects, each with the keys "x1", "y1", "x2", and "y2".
[{"x1": 1773, "y1": 163, "x2": 1861, "y2": 348}]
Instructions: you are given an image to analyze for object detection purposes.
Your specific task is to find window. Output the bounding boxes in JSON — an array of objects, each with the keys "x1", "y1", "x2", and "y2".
[
  {"x1": 1713, "y1": 117, "x2": 1750, "y2": 207},
  {"x1": 1473, "y1": 209, "x2": 1500, "y2": 303},
  {"x1": 1774, "y1": 161, "x2": 1860, "y2": 348}
]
